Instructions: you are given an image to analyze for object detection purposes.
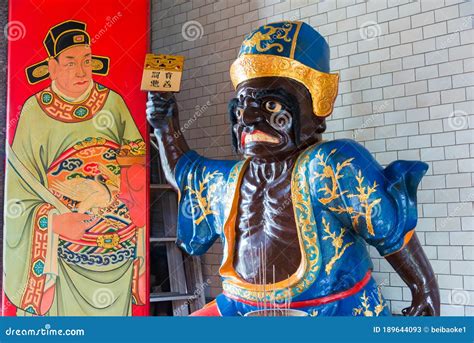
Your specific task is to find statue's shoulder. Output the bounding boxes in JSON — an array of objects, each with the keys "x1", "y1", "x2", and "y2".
[{"x1": 301, "y1": 139, "x2": 374, "y2": 168}]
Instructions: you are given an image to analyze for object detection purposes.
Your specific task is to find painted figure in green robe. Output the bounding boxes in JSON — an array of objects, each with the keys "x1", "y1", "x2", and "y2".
[{"x1": 4, "y1": 20, "x2": 146, "y2": 316}]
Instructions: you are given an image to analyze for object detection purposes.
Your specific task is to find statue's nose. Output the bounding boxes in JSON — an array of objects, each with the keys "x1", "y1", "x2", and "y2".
[{"x1": 241, "y1": 97, "x2": 264, "y2": 126}]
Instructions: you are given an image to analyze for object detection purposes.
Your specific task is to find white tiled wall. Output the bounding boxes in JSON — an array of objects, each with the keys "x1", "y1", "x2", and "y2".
[{"x1": 151, "y1": 0, "x2": 473, "y2": 315}]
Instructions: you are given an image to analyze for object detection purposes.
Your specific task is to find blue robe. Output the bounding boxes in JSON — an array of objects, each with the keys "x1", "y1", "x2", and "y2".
[{"x1": 174, "y1": 139, "x2": 427, "y2": 316}]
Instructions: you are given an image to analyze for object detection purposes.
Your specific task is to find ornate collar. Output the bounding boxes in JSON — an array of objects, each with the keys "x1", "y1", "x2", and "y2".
[{"x1": 35, "y1": 82, "x2": 110, "y2": 123}]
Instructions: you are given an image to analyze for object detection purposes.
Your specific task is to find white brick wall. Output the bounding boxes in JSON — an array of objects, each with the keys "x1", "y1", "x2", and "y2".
[{"x1": 151, "y1": 0, "x2": 473, "y2": 316}]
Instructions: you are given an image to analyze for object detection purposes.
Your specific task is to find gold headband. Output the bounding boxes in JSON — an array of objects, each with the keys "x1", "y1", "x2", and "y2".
[{"x1": 230, "y1": 54, "x2": 339, "y2": 117}]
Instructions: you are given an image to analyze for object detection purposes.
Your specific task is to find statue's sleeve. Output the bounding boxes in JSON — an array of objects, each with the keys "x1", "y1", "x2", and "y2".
[
  {"x1": 313, "y1": 139, "x2": 427, "y2": 256},
  {"x1": 174, "y1": 151, "x2": 238, "y2": 255},
  {"x1": 4, "y1": 97, "x2": 59, "y2": 315}
]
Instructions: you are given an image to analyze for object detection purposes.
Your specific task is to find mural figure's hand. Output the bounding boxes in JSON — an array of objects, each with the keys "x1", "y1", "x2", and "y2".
[
  {"x1": 52, "y1": 212, "x2": 98, "y2": 240},
  {"x1": 118, "y1": 164, "x2": 147, "y2": 228}
]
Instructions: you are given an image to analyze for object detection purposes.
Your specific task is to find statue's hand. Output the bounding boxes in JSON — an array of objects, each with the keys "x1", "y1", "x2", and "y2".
[
  {"x1": 402, "y1": 287, "x2": 440, "y2": 316},
  {"x1": 146, "y1": 91, "x2": 178, "y2": 129}
]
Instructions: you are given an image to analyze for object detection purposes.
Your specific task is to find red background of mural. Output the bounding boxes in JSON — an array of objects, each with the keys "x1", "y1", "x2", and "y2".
[{"x1": 4, "y1": 0, "x2": 150, "y2": 316}]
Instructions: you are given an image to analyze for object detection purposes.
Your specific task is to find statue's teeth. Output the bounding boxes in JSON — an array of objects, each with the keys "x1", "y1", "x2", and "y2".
[{"x1": 245, "y1": 132, "x2": 279, "y2": 144}]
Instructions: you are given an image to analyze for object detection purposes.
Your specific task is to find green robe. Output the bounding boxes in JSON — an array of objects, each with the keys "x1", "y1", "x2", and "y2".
[{"x1": 4, "y1": 82, "x2": 144, "y2": 316}]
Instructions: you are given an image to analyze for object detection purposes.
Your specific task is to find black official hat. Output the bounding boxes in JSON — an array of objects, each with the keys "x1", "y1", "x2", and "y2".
[{"x1": 25, "y1": 20, "x2": 110, "y2": 84}]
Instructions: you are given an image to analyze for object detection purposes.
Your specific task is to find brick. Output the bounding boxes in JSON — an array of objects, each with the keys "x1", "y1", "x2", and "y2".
[
  {"x1": 433, "y1": 160, "x2": 459, "y2": 174},
  {"x1": 420, "y1": 119, "x2": 444, "y2": 134},
  {"x1": 360, "y1": 63, "x2": 381, "y2": 78},
  {"x1": 437, "y1": 216, "x2": 462, "y2": 232},
  {"x1": 413, "y1": 38, "x2": 436, "y2": 54},
  {"x1": 338, "y1": 41, "x2": 358, "y2": 57},
  {"x1": 431, "y1": 132, "x2": 456, "y2": 147},
  {"x1": 431, "y1": 260, "x2": 451, "y2": 274},
  {"x1": 460, "y1": 30, "x2": 474, "y2": 45},
  {"x1": 435, "y1": 5, "x2": 460, "y2": 22},
  {"x1": 441, "y1": 305, "x2": 465, "y2": 316},
  {"x1": 453, "y1": 73, "x2": 474, "y2": 88},
  {"x1": 349, "y1": 52, "x2": 369, "y2": 67},
  {"x1": 464, "y1": 246, "x2": 474, "y2": 260},
  {"x1": 409, "y1": 135, "x2": 431, "y2": 149},
  {"x1": 447, "y1": 16, "x2": 472, "y2": 34},
  {"x1": 438, "y1": 246, "x2": 463, "y2": 260},
  {"x1": 378, "y1": 7, "x2": 398, "y2": 22},
  {"x1": 391, "y1": 43, "x2": 413, "y2": 59},
  {"x1": 394, "y1": 96, "x2": 417, "y2": 110},
  {"x1": 428, "y1": 76, "x2": 453, "y2": 92},
  {"x1": 449, "y1": 44, "x2": 474, "y2": 61},
  {"x1": 362, "y1": 88, "x2": 383, "y2": 101},
  {"x1": 458, "y1": 158, "x2": 474, "y2": 172},
  {"x1": 369, "y1": 48, "x2": 390, "y2": 63},
  {"x1": 400, "y1": 1, "x2": 421, "y2": 16},
  {"x1": 389, "y1": 17, "x2": 411, "y2": 33},
  {"x1": 441, "y1": 88, "x2": 466, "y2": 104},
  {"x1": 438, "y1": 274, "x2": 463, "y2": 289},
  {"x1": 421, "y1": 147, "x2": 446, "y2": 161},
  {"x1": 386, "y1": 137, "x2": 408, "y2": 151},
  {"x1": 456, "y1": 130, "x2": 474, "y2": 144},
  {"x1": 401, "y1": 28, "x2": 423, "y2": 44},
  {"x1": 448, "y1": 202, "x2": 472, "y2": 218},
  {"x1": 426, "y1": 49, "x2": 450, "y2": 66},
  {"x1": 396, "y1": 122, "x2": 418, "y2": 136},
  {"x1": 452, "y1": 261, "x2": 474, "y2": 275},
  {"x1": 347, "y1": 3, "x2": 367, "y2": 18},
  {"x1": 411, "y1": 11, "x2": 435, "y2": 29},
  {"x1": 418, "y1": 176, "x2": 446, "y2": 189},
  {"x1": 383, "y1": 85, "x2": 404, "y2": 99},
  {"x1": 384, "y1": 110, "x2": 406, "y2": 124},
  {"x1": 439, "y1": 60, "x2": 465, "y2": 76},
  {"x1": 379, "y1": 32, "x2": 400, "y2": 48},
  {"x1": 402, "y1": 54, "x2": 425, "y2": 69},
  {"x1": 423, "y1": 22, "x2": 447, "y2": 39},
  {"x1": 446, "y1": 173, "x2": 472, "y2": 188},
  {"x1": 417, "y1": 92, "x2": 441, "y2": 107},
  {"x1": 405, "y1": 80, "x2": 428, "y2": 96},
  {"x1": 407, "y1": 108, "x2": 429, "y2": 122},
  {"x1": 416, "y1": 65, "x2": 439, "y2": 81}
]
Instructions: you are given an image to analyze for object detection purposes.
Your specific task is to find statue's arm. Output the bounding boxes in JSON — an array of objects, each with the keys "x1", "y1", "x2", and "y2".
[
  {"x1": 385, "y1": 233, "x2": 440, "y2": 316},
  {"x1": 317, "y1": 139, "x2": 440, "y2": 316},
  {"x1": 146, "y1": 92, "x2": 190, "y2": 191}
]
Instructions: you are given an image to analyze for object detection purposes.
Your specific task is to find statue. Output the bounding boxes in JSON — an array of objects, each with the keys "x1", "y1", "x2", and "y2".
[
  {"x1": 147, "y1": 21, "x2": 440, "y2": 316},
  {"x1": 4, "y1": 20, "x2": 146, "y2": 316}
]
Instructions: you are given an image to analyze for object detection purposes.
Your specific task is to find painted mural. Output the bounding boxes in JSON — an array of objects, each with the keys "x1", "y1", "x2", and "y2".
[{"x1": 3, "y1": 0, "x2": 149, "y2": 316}]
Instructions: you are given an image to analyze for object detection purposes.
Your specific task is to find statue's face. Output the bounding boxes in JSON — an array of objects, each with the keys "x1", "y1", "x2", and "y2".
[
  {"x1": 48, "y1": 45, "x2": 93, "y2": 98},
  {"x1": 230, "y1": 77, "x2": 324, "y2": 160}
]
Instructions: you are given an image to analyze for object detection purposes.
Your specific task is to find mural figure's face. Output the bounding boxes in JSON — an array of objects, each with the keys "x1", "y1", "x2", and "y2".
[
  {"x1": 48, "y1": 45, "x2": 93, "y2": 98},
  {"x1": 230, "y1": 77, "x2": 326, "y2": 160}
]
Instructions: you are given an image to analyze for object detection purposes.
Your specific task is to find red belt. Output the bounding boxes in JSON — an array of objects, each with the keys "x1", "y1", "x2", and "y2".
[{"x1": 223, "y1": 269, "x2": 372, "y2": 309}]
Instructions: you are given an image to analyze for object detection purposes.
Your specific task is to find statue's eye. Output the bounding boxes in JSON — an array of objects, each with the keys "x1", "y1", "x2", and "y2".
[
  {"x1": 264, "y1": 100, "x2": 283, "y2": 113},
  {"x1": 235, "y1": 107, "x2": 244, "y2": 120}
]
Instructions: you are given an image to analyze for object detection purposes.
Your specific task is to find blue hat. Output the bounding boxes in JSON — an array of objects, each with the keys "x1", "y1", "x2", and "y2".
[{"x1": 230, "y1": 21, "x2": 339, "y2": 117}]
